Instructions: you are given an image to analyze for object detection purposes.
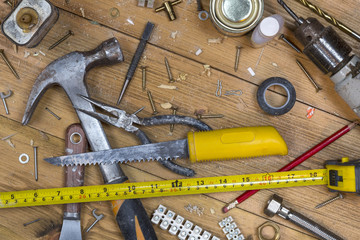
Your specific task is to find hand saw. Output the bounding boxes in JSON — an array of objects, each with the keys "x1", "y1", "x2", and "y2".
[{"x1": 44, "y1": 126, "x2": 288, "y2": 166}]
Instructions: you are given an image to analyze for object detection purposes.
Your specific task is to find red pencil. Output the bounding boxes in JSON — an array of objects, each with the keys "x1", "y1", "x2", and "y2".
[{"x1": 223, "y1": 121, "x2": 358, "y2": 213}]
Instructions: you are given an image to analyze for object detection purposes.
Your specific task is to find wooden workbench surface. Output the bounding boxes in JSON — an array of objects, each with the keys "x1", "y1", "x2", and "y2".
[{"x1": 1, "y1": 0, "x2": 360, "y2": 239}]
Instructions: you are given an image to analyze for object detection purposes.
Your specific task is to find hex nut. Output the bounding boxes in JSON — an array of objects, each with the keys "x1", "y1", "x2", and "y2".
[
  {"x1": 257, "y1": 221, "x2": 280, "y2": 240},
  {"x1": 264, "y1": 194, "x2": 283, "y2": 217}
]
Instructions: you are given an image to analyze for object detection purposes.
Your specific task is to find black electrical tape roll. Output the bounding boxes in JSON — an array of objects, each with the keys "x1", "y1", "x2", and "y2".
[{"x1": 257, "y1": 77, "x2": 296, "y2": 116}]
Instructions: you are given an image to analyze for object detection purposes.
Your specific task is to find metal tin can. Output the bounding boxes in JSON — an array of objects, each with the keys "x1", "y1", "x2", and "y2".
[{"x1": 210, "y1": 0, "x2": 264, "y2": 36}]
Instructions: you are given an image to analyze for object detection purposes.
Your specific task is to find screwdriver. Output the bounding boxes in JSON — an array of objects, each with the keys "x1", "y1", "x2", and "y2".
[{"x1": 116, "y1": 22, "x2": 155, "y2": 105}]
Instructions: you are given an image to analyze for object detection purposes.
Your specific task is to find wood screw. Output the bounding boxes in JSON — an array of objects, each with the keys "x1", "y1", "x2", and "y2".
[
  {"x1": 48, "y1": 30, "x2": 74, "y2": 50},
  {"x1": 315, "y1": 193, "x2": 344, "y2": 209},
  {"x1": 147, "y1": 90, "x2": 158, "y2": 115},
  {"x1": 234, "y1": 46, "x2": 242, "y2": 72},
  {"x1": 0, "y1": 49, "x2": 20, "y2": 79},
  {"x1": 164, "y1": 57, "x2": 174, "y2": 83}
]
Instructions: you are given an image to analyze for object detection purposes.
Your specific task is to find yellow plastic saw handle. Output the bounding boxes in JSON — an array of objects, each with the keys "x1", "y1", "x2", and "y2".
[{"x1": 187, "y1": 126, "x2": 288, "y2": 163}]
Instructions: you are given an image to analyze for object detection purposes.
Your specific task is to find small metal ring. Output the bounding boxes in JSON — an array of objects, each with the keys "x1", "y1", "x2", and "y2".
[
  {"x1": 70, "y1": 132, "x2": 82, "y2": 145},
  {"x1": 19, "y1": 153, "x2": 30, "y2": 164},
  {"x1": 198, "y1": 10, "x2": 209, "y2": 21},
  {"x1": 110, "y1": 7, "x2": 120, "y2": 18},
  {"x1": 257, "y1": 221, "x2": 280, "y2": 240}
]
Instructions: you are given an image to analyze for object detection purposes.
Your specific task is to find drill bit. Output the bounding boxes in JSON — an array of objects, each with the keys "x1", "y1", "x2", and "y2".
[
  {"x1": 294, "y1": 0, "x2": 360, "y2": 42},
  {"x1": 117, "y1": 22, "x2": 155, "y2": 105}
]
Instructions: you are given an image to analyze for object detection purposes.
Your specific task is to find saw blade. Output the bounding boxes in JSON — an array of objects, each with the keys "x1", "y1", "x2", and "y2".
[{"x1": 45, "y1": 139, "x2": 189, "y2": 166}]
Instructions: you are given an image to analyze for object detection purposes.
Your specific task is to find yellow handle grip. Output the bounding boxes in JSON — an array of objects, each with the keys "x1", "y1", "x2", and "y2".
[{"x1": 187, "y1": 126, "x2": 288, "y2": 163}]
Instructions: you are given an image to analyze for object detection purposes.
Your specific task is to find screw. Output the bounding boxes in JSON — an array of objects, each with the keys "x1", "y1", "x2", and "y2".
[
  {"x1": 164, "y1": 57, "x2": 174, "y2": 83},
  {"x1": 0, "y1": 49, "x2": 20, "y2": 79},
  {"x1": 315, "y1": 193, "x2": 344, "y2": 209},
  {"x1": 196, "y1": 114, "x2": 224, "y2": 119},
  {"x1": 147, "y1": 90, "x2": 158, "y2": 115},
  {"x1": 45, "y1": 107, "x2": 61, "y2": 120},
  {"x1": 48, "y1": 30, "x2": 74, "y2": 50},
  {"x1": 234, "y1": 46, "x2": 242, "y2": 72},
  {"x1": 141, "y1": 66, "x2": 147, "y2": 91},
  {"x1": 170, "y1": 106, "x2": 178, "y2": 132},
  {"x1": 34, "y1": 146, "x2": 38, "y2": 181},
  {"x1": 279, "y1": 34, "x2": 301, "y2": 53},
  {"x1": 296, "y1": 59, "x2": 322, "y2": 92}
]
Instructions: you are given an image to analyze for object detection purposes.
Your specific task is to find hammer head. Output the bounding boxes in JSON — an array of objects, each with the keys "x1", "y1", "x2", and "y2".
[{"x1": 22, "y1": 38, "x2": 123, "y2": 125}]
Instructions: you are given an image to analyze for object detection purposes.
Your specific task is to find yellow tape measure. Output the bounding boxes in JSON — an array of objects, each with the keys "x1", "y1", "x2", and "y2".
[{"x1": 0, "y1": 169, "x2": 327, "y2": 208}]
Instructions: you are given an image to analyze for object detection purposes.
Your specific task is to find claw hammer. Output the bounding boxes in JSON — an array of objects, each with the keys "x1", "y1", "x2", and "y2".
[{"x1": 22, "y1": 38, "x2": 157, "y2": 240}]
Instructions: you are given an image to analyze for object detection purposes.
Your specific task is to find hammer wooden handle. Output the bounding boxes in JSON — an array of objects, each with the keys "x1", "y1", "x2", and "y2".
[{"x1": 64, "y1": 124, "x2": 87, "y2": 215}]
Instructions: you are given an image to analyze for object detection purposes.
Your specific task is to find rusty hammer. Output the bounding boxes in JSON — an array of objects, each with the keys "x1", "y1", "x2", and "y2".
[{"x1": 22, "y1": 38, "x2": 157, "y2": 240}]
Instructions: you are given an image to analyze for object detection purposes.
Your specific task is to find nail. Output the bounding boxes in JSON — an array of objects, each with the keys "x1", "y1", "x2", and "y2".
[{"x1": 279, "y1": 34, "x2": 302, "y2": 53}]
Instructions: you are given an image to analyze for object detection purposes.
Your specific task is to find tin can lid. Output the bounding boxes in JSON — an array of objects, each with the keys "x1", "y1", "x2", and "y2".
[{"x1": 213, "y1": 0, "x2": 264, "y2": 31}]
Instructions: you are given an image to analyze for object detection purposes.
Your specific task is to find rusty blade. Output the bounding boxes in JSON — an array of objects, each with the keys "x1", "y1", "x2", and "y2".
[{"x1": 44, "y1": 139, "x2": 188, "y2": 166}]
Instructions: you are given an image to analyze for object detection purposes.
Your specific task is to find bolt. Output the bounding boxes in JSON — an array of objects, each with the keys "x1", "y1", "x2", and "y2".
[
  {"x1": 296, "y1": 59, "x2": 322, "y2": 92},
  {"x1": 0, "y1": 49, "x2": 20, "y2": 79},
  {"x1": 196, "y1": 114, "x2": 224, "y2": 119},
  {"x1": 315, "y1": 193, "x2": 344, "y2": 209},
  {"x1": 147, "y1": 90, "x2": 158, "y2": 115},
  {"x1": 164, "y1": 57, "x2": 174, "y2": 83},
  {"x1": 279, "y1": 34, "x2": 302, "y2": 53},
  {"x1": 170, "y1": 106, "x2": 178, "y2": 132},
  {"x1": 34, "y1": 146, "x2": 38, "y2": 181},
  {"x1": 48, "y1": 30, "x2": 74, "y2": 50},
  {"x1": 234, "y1": 46, "x2": 242, "y2": 72},
  {"x1": 141, "y1": 66, "x2": 147, "y2": 91},
  {"x1": 45, "y1": 107, "x2": 61, "y2": 120}
]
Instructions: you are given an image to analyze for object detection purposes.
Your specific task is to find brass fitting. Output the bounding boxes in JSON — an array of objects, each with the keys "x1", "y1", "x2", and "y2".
[{"x1": 155, "y1": 0, "x2": 182, "y2": 21}]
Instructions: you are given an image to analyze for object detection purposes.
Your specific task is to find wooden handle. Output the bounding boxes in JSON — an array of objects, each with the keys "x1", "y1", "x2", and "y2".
[{"x1": 64, "y1": 124, "x2": 87, "y2": 215}]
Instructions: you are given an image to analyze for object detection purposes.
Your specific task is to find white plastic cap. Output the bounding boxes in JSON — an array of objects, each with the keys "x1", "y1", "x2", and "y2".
[{"x1": 259, "y1": 17, "x2": 280, "y2": 37}]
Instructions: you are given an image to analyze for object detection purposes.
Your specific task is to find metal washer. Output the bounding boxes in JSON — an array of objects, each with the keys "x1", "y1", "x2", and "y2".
[
  {"x1": 19, "y1": 153, "x2": 30, "y2": 164},
  {"x1": 199, "y1": 10, "x2": 209, "y2": 21}
]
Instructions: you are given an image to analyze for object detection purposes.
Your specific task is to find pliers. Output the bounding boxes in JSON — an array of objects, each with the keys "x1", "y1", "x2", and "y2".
[{"x1": 76, "y1": 95, "x2": 213, "y2": 176}]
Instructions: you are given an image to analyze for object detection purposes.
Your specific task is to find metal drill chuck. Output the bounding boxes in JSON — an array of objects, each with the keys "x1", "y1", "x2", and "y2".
[
  {"x1": 294, "y1": 17, "x2": 352, "y2": 74},
  {"x1": 265, "y1": 194, "x2": 344, "y2": 240}
]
